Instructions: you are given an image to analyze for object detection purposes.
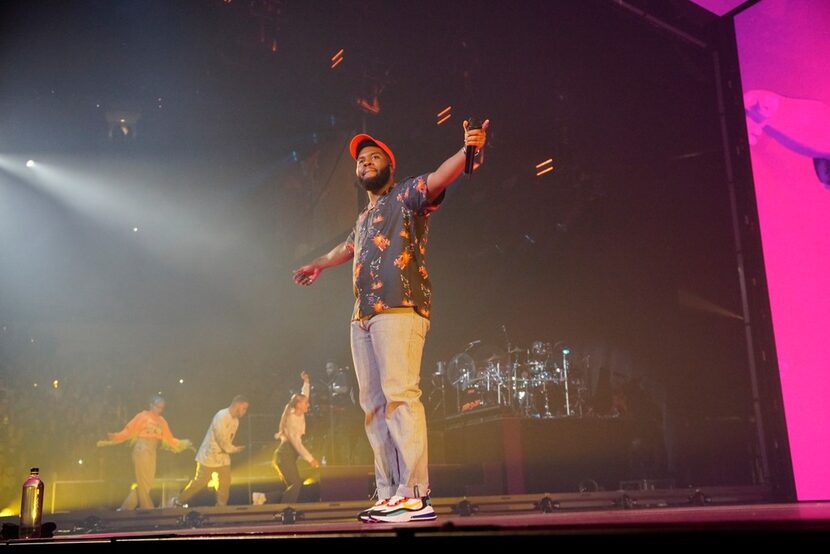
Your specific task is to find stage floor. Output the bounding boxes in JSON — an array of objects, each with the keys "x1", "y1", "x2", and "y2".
[
  {"x1": 62, "y1": 501, "x2": 830, "y2": 535},
  {"x1": 5, "y1": 499, "x2": 830, "y2": 548}
]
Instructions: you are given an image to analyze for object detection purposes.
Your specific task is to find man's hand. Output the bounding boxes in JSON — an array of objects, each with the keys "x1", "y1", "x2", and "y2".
[
  {"x1": 744, "y1": 90, "x2": 780, "y2": 145},
  {"x1": 310, "y1": 458, "x2": 321, "y2": 468},
  {"x1": 170, "y1": 439, "x2": 194, "y2": 454},
  {"x1": 293, "y1": 265, "x2": 321, "y2": 286},
  {"x1": 463, "y1": 118, "x2": 490, "y2": 166},
  {"x1": 233, "y1": 445, "x2": 246, "y2": 453},
  {"x1": 301, "y1": 371, "x2": 310, "y2": 383}
]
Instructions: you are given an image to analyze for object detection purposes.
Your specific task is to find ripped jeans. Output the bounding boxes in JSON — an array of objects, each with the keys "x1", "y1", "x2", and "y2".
[{"x1": 350, "y1": 311, "x2": 430, "y2": 499}]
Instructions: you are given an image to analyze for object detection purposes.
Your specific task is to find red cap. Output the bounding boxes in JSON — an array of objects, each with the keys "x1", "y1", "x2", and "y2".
[{"x1": 349, "y1": 134, "x2": 396, "y2": 169}]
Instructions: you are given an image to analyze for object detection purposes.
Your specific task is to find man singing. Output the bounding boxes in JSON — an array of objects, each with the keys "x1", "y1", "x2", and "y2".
[{"x1": 293, "y1": 119, "x2": 489, "y2": 522}]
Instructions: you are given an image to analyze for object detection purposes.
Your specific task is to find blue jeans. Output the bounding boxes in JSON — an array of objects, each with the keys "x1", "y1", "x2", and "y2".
[{"x1": 350, "y1": 312, "x2": 430, "y2": 499}]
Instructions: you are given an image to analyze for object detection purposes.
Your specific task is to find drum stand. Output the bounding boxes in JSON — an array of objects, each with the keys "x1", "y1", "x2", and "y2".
[
  {"x1": 503, "y1": 327, "x2": 516, "y2": 413},
  {"x1": 562, "y1": 348, "x2": 572, "y2": 416},
  {"x1": 430, "y1": 362, "x2": 448, "y2": 420},
  {"x1": 542, "y1": 382, "x2": 553, "y2": 418}
]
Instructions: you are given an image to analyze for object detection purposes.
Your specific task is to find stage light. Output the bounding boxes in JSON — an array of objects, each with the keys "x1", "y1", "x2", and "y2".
[
  {"x1": 436, "y1": 106, "x2": 452, "y2": 126},
  {"x1": 536, "y1": 158, "x2": 554, "y2": 177},
  {"x1": 132, "y1": 227, "x2": 139, "y2": 232},
  {"x1": 52, "y1": 379, "x2": 59, "y2": 389},
  {"x1": 33, "y1": 383, "x2": 38, "y2": 388},
  {"x1": 26, "y1": 160, "x2": 35, "y2": 168},
  {"x1": 178, "y1": 378, "x2": 184, "y2": 384},
  {"x1": 331, "y1": 48, "x2": 344, "y2": 69},
  {"x1": 77, "y1": 459, "x2": 84, "y2": 465}
]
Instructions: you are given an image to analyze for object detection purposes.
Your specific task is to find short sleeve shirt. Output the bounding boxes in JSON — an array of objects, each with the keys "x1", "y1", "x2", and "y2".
[{"x1": 346, "y1": 174, "x2": 444, "y2": 320}]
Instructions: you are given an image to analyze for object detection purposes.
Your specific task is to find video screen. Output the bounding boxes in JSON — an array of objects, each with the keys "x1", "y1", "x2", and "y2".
[{"x1": 735, "y1": 0, "x2": 830, "y2": 500}]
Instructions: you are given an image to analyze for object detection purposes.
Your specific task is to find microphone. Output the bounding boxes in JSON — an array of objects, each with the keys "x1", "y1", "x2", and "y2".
[{"x1": 464, "y1": 117, "x2": 482, "y2": 175}]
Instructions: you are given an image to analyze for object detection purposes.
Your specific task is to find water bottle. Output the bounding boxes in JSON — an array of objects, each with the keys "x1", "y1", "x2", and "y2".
[{"x1": 20, "y1": 467, "x2": 44, "y2": 538}]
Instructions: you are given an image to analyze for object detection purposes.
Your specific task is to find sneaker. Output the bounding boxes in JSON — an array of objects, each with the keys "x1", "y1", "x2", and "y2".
[
  {"x1": 364, "y1": 495, "x2": 437, "y2": 523},
  {"x1": 357, "y1": 497, "x2": 389, "y2": 522}
]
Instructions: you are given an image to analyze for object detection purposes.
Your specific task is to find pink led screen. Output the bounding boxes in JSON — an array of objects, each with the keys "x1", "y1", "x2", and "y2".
[{"x1": 735, "y1": 0, "x2": 830, "y2": 500}]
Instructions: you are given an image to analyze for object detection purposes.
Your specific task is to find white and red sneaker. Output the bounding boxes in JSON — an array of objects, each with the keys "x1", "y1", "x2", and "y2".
[
  {"x1": 363, "y1": 494, "x2": 437, "y2": 523},
  {"x1": 358, "y1": 497, "x2": 390, "y2": 522}
]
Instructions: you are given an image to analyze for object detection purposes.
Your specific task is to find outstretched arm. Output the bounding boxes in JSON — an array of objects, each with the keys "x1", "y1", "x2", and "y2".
[
  {"x1": 158, "y1": 418, "x2": 193, "y2": 453},
  {"x1": 300, "y1": 371, "x2": 310, "y2": 401},
  {"x1": 292, "y1": 241, "x2": 354, "y2": 287},
  {"x1": 745, "y1": 90, "x2": 830, "y2": 158},
  {"x1": 426, "y1": 119, "x2": 490, "y2": 202},
  {"x1": 106, "y1": 412, "x2": 143, "y2": 444}
]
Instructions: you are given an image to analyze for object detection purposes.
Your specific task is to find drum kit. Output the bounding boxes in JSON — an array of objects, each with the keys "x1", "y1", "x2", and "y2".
[{"x1": 438, "y1": 340, "x2": 590, "y2": 419}]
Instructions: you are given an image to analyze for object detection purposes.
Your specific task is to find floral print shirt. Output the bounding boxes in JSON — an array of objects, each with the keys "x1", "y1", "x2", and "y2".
[{"x1": 346, "y1": 174, "x2": 444, "y2": 320}]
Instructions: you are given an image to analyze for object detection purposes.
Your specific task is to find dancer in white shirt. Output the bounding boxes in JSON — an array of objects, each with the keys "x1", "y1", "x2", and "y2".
[
  {"x1": 171, "y1": 395, "x2": 249, "y2": 507},
  {"x1": 275, "y1": 371, "x2": 320, "y2": 504}
]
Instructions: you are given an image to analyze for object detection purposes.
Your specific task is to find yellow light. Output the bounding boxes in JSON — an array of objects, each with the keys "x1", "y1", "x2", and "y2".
[
  {"x1": 208, "y1": 472, "x2": 220, "y2": 491},
  {"x1": 436, "y1": 106, "x2": 452, "y2": 118},
  {"x1": 536, "y1": 166, "x2": 554, "y2": 177},
  {"x1": 302, "y1": 477, "x2": 317, "y2": 486},
  {"x1": 536, "y1": 158, "x2": 553, "y2": 169},
  {"x1": 331, "y1": 49, "x2": 344, "y2": 62},
  {"x1": 0, "y1": 507, "x2": 16, "y2": 517},
  {"x1": 178, "y1": 378, "x2": 184, "y2": 384},
  {"x1": 330, "y1": 57, "x2": 343, "y2": 69},
  {"x1": 52, "y1": 379, "x2": 60, "y2": 389},
  {"x1": 77, "y1": 459, "x2": 84, "y2": 465},
  {"x1": 436, "y1": 114, "x2": 452, "y2": 126}
]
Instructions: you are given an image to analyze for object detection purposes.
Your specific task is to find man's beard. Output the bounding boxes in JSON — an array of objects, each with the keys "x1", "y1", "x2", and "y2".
[{"x1": 358, "y1": 165, "x2": 391, "y2": 193}]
